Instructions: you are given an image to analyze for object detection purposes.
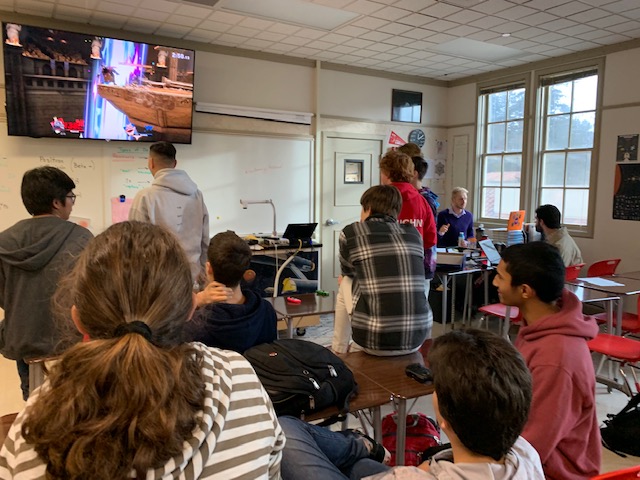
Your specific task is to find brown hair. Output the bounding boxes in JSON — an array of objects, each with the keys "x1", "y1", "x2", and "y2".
[
  {"x1": 149, "y1": 141, "x2": 177, "y2": 168},
  {"x1": 397, "y1": 142, "x2": 422, "y2": 158},
  {"x1": 208, "y1": 230, "x2": 252, "y2": 287},
  {"x1": 380, "y1": 150, "x2": 414, "y2": 183},
  {"x1": 22, "y1": 221, "x2": 205, "y2": 479},
  {"x1": 360, "y1": 185, "x2": 402, "y2": 218}
]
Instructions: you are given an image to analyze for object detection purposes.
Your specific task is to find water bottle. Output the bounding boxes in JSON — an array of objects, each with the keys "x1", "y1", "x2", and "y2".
[{"x1": 458, "y1": 232, "x2": 466, "y2": 248}]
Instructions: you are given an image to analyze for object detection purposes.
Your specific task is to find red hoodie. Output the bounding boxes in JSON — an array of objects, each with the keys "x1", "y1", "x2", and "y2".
[
  {"x1": 391, "y1": 182, "x2": 436, "y2": 249},
  {"x1": 515, "y1": 289, "x2": 600, "y2": 480}
]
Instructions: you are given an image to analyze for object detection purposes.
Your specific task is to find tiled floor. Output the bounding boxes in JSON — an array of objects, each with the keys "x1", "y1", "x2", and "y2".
[{"x1": 1, "y1": 315, "x2": 638, "y2": 474}]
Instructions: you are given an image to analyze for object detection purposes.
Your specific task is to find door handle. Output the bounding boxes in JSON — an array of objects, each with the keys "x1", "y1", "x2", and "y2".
[{"x1": 325, "y1": 218, "x2": 340, "y2": 226}]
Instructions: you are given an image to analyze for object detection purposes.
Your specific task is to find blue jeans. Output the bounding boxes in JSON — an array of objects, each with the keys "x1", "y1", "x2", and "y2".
[{"x1": 280, "y1": 416, "x2": 390, "y2": 480}]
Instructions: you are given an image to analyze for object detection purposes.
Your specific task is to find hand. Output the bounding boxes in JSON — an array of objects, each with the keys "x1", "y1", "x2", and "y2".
[
  {"x1": 418, "y1": 460, "x2": 431, "y2": 472},
  {"x1": 438, "y1": 223, "x2": 450, "y2": 235},
  {"x1": 196, "y1": 281, "x2": 232, "y2": 307},
  {"x1": 337, "y1": 274, "x2": 343, "y2": 286}
]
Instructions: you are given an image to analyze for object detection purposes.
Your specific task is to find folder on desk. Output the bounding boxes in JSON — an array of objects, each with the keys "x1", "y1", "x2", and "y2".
[{"x1": 283, "y1": 223, "x2": 317, "y2": 247}]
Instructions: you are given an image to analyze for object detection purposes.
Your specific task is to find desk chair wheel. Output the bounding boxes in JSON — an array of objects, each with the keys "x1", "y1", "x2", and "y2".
[{"x1": 296, "y1": 328, "x2": 306, "y2": 336}]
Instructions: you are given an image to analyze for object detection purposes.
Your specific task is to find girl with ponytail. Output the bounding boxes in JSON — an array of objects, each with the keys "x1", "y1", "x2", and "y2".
[{"x1": 0, "y1": 221, "x2": 284, "y2": 479}]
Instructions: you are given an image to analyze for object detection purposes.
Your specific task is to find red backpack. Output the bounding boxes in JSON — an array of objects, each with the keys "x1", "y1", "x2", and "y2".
[{"x1": 382, "y1": 412, "x2": 441, "y2": 466}]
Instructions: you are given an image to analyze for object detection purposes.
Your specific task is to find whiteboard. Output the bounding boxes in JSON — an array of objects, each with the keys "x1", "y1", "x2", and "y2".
[{"x1": 0, "y1": 126, "x2": 314, "y2": 238}]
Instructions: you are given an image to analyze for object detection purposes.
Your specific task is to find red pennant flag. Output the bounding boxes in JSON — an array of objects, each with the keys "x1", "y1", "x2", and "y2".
[{"x1": 388, "y1": 131, "x2": 406, "y2": 146}]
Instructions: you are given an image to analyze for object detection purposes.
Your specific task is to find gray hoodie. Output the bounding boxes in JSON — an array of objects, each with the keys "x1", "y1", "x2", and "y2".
[
  {"x1": 0, "y1": 217, "x2": 92, "y2": 360},
  {"x1": 365, "y1": 437, "x2": 544, "y2": 480},
  {"x1": 129, "y1": 168, "x2": 209, "y2": 281}
]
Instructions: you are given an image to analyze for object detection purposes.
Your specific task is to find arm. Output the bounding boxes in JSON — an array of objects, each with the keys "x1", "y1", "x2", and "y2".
[
  {"x1": 436, "y1": 211, "x2": 449, "y2": 236},
  {"x1": 423, "y1": 205, "x2": 437, "y2": 249},
  {"x1": 195, "y1": 281, "x2": 232, "y2": 307},
  {"x1": 338, "y1": 229, "x2": 355, "y2": 278},
  {"x1": 128, "y1": 193, "x2": 149, "y2": 222},
  {"x1": 521, "y1": 365, "x2": 580, "y2": 464},
  {"x1": 465, "y1": 213, "x2": 475, "y2": 240}
]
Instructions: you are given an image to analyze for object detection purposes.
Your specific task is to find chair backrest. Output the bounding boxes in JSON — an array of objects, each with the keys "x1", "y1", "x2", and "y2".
[
  {"x1": 590, "y1": 465, "x2": 640, "y2": 479},
  {"x1": 587, "y1": 259, "x2": 621, "y2": 277},
  {"x1": 565, "y1": 263, "x2": 585, "y2": 281}
]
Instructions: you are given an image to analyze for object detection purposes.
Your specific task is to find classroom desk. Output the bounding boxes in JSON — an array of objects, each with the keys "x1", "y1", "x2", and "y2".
[
  {"x1": 436, "y1": 263, "x2": 491, "y2": 329},
  {"x1": 566, "y1": 276, "x2": 640, "y2": 336},
  {"x1": 613, "y1": 270, "x2": 640, "y2": 281},
  {"x1": 266, "y1": 292, "x2": 335, "y2": 338}
]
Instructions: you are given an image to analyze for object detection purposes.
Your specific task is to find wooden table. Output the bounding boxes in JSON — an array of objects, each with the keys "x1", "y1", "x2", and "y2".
[
  {"x1": 567, "y1": 276, "x2": 640, "y2": 335},
  {"x1": 266, "y1": 292, "x2": 335, "y2": 338}
]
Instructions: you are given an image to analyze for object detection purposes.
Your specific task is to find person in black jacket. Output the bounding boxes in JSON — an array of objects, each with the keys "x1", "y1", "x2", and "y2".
[{"x1": 184, "y1": 231, "x2": 277, "y2": 353}]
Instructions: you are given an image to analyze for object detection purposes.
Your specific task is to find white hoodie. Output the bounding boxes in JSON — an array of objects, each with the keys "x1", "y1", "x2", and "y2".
[
  {"x1": 365, "y1": 437, "x2": 544, "y2": 480},
  {"x1": 129, "y1": 168, "x2": 209, "y2": 281}
]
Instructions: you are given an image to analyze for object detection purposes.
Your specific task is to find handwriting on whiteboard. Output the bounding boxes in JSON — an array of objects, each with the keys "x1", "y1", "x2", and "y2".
[{"x1": 244, "y1": 165, "x2": 283, "y2": 175}]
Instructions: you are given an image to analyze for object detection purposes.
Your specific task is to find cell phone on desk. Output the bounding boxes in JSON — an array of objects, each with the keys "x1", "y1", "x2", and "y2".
[{"x1": 405, "y1": 363, "x2": 433, "y2": 383}]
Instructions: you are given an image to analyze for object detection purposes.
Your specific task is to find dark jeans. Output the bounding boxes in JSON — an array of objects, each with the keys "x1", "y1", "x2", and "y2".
[{"x1": 16, "y1": 358, "x2": 29, "y2": 401}]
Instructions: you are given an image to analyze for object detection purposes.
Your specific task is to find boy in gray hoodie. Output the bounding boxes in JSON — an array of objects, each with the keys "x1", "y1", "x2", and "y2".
[{"x1": 0, "y1": 167, "x2": 93, "y2": 399}]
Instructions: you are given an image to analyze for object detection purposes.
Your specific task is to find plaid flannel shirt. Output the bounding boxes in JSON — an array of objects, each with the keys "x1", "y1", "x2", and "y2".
[{"x1": 339, "y1": 214, "x2": 431, "y2": 352}]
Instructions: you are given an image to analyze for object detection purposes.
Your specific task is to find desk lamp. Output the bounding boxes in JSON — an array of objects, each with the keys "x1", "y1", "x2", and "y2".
[{"x1": 240, "y1": 199, "x2": 277, "y2": 237}]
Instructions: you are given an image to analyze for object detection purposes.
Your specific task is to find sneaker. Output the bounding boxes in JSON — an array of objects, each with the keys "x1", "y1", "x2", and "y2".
[{"x1": 348, "y1": 429, "x2": 391, "y2": 465}]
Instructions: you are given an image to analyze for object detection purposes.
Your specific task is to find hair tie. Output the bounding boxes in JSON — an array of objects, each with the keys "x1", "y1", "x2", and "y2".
[{"x1": 113, "y1": 321, "x2": 153, "y2": 342}]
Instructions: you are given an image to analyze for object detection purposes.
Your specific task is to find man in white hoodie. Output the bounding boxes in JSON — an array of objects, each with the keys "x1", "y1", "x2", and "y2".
[{"x1": 129, "y1": 141, "x2": 209, "y2": 283}]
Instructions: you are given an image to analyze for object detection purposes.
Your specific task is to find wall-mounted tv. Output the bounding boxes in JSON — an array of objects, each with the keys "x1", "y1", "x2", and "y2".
[{"x1": 3, "y1": 22, "x2": 195, "y2": 144}]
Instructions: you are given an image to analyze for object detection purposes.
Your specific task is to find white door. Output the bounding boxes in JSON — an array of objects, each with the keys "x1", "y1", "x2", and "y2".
[{"x1": 320, "y1": 133, "x2": 384, "y2": 291}]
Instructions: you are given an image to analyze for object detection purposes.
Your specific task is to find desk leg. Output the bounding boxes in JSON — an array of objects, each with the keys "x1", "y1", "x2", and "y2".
[
  {"x1": 285, "y1": 315, "x2": 293, "y2": 339},
  {"x1": 451, "y1": 275, "x2": 457, "y2": 329},
  {"x1": 441, "y1": 274, "x2": 449, "y2": 329},
  {"x1": 606, "y1": 301, "x2": 614, "y2": 335},
  {"x1": 483, "y1": 270, "x2": 489, "y2": 306},
  {"x1": 615, "y1": 298, "x2": 623, "y2": 336},
  {"x1": 503, "y1": 306, "x2": 511, "y2": 341},
  {"x1": 396, "y1": 397, "x2": 407, "y2": 466},
  {"x1": 373, "y1": 406, "x2": 382, "y2": 443}
]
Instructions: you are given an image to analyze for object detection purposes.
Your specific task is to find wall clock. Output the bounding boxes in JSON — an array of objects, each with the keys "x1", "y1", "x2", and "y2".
[{"x1": 408, "y1": 129, "x2": 426, "y2": 148}]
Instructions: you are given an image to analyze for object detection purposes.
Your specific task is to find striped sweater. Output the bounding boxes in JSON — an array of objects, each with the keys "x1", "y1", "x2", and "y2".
[{"x1": 0, "y1": 343, "x2": 285, "y2": 479}]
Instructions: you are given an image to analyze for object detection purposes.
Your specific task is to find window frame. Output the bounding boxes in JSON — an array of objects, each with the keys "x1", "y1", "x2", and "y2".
[
  {"x1": 475, "y1": 74, "x2": 531, "y2": 225},
  {"x1": 532, "y1": 59, "x2": 604, "y2": 238}
]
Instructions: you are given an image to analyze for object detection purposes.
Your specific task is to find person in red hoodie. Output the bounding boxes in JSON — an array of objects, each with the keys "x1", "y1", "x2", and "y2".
[
  {"x1": 380, "y1": 150, "x2": 437, "y2": 285},
  {"x1": 493, "y1": 242, "x2": 600, "y2": 480}
]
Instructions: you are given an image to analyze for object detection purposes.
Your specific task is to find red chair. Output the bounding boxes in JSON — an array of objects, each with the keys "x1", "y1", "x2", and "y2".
[
  {"x1": 593, "y1": 296, "x2": 640, "y2": 336},
  {"x1": 478, "y1": 303, "x2": 521, "y2": 339},
  {"x1": 587, "y1": 333, "x2": 640, "y2": 397},
  {"x1": 588, "y1": 259, "x2": 621, "y2": 277},
  {"x1": 591, "y1": 465, "x2": 640, "y2": 479},
  {"x1": 565, "y1": 263, "x2": 586, "y2": 281}
]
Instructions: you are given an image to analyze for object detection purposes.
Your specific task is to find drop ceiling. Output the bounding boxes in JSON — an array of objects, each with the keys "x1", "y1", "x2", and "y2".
[{"x1": 1, "y1": 0, "x2": 639, "y2": 81}]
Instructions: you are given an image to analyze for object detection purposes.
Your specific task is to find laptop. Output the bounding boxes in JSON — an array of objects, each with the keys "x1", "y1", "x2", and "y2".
[
  {"x1": 478, "y1": 239, "x2": 502, "y2": 266},
  {"x1": 283, "y1": 223, "x2": 318, "y2": 247}
]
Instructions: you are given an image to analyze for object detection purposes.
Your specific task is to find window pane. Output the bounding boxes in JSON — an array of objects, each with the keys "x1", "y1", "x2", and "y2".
[
  {"x1": 539, "y1": 188, "x2": 564, "y2": 213},
  {"x1": 482, "y1": 187, "x2": 500, "y2": 218},
  {"x1": 573, "y1": 75, "x2": 597, "y2": 112},
  {"x1": 500, "y1": 188, "x2": 520, "y2": 217},
  {"x1": 488, "y1": 91, "x2": 507, "y2": 122},
  {"x1": 484, "y1": 155, "x2": 502, "y2": 186},
  {"x1": 564, "y1": 189, "x2": 589, "y2": 225},
  {"x1": 569, "y1": 112, "x2": 595, "y2": 149},
  {"x1": 503, "y1": 155, "x2": 522, "y2": 186},
  {"x1": 505, "y1": 120, "x2": 523, "y2": 152},
  {"x1": 566, "y1": 151, "x2": 591, "y2": 187},
  {"x1": 487, "y1": 123, "x2": 506, "y2": 153},
  {"x1": 507, "y1": 88, "x2": 525, "y2": 119},
  {"x1": 548, "y1": 82, "x2": 572, "y2": 114},
  {"x1": 546, "y1": 114, "x2": 570, "y2": 150},
  {"x1": 542, "y1": 153, "x2": 566, "y2": 187}
]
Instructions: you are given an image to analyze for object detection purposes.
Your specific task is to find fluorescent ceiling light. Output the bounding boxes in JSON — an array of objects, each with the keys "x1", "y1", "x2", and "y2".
[
  {"x1": 431, "y1": 38, "x2": 522, "y2": 62},
  {"x1": 219, "y1": 0, "x2": 359, "y2": 30}
]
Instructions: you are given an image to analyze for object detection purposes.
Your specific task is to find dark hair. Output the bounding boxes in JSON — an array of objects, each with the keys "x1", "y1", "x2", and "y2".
[
  {"x1": 149, "y1": 141, "x2": 177, "y2": 168},
  {"x1": 21, "y1": 166, "x2": 75, "y2": 215},
  {"x1": 379, "y1": 151, "x2": 414, "y2": 183},
  {"x1": 398, "y1": 143, "x2": 422, "y2": 158},
  {"x1": 411, "y1": 156, "x2": 428, "y2": 180},
  {"x1": 535, "y1": 204, "x2": 561, "y2": 229},
  {"x1": 360, "y1": 185, "x2": 402, "y2": 218},
  {"x1": 501, "y1": 242, "x2": 565, "y2": 303},
  {"x1": 428, "y1": 329, "x2": 532, "y2": 461},
  {"x1": 23, "y1": 221, "x2": 204, "y2": 479},
  {"x1": 207, "y1": 231, "x2": 252, "y2": 287}
]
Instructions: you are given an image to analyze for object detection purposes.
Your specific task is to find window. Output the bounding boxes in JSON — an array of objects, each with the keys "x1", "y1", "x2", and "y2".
[
  {"x1": 538, "y1": 70, "x2": 598, "y2": 227},
  {"x1": 477, "y1": 84, "x2": 526, "y2": 220}
]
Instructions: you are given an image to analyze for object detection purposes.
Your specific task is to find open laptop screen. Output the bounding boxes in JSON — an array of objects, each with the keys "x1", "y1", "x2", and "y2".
[
  {"x1": 282, "y1": 223, "x2": 317, "y2": 245},
  {"x1": 479, "y1": 239, "x2": 502, "y2": 266}
]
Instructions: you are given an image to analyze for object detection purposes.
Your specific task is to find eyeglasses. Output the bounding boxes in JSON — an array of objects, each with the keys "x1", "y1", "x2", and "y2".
[{"x1": 66, "y1": 193, "x2": 77, "y2": 204}]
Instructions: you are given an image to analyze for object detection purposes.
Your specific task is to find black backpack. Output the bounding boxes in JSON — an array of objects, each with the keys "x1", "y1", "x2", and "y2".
[
  {"x1": 601, "y1": 392, "x2": 640, "y2": 457},
  {"x1": 244, "y1": 339, "x2": 358, "y2": 418}
]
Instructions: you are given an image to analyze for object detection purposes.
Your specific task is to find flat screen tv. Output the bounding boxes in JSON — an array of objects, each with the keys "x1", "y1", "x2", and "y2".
[{"x1": 3, "y1": 22, "x2": 195, "y2": 143}]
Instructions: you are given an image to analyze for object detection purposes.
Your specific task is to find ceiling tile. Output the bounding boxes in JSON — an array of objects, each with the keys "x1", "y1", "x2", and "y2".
[
  {"x1": 420, "y1": 2, "x2": 462, "y2": 17},
  {"x1": 378, "y1": 22, "x2": 413, "y2": 35},
  {"x1": 132, "y1": 8, "x2": 170, "y2": 22},
  {"x1": 521, "y1": 0, "x2": 572, "y2": 9},
  {"x1": 292, "y1": 46, "x2": 322, "y2": 56},
  {"x1": 427, "y1": 19, "x2": 459, "y2": 32},
  {"x1": 242, "y1": 38, "x2": 273, "y2": 49},
  {"x1": 470, "y1": 0, "x2": 513, "y2": 15},
  {"x1": 177, "y1": 4, "x2": 214, "y2": 19},
  {"x1": 91, "y1": 13, "x2": 127, "y2": 29},
  {"x1": 343, "y1": 37, "x2": 375, "y2": 48},
  {"x1": 588, "y1": 14, "x2": 630, "y2": 29},
  {"x1": 602, "y1": 0, "x2": 640, "y2": 13},
  {"x1": 468, "y1": 30, "x2": 500, "y2": 41},
  {"x1": 321, "y1": 32, "x2": 351, "y2": 44},
  {"x1": 397, "y1": 13, "x2": 434, "y2": 27},
  {"x1": 295, "y1": 28, "x2": 326, "y2": 40},
  {"x1": 255, "y1": 31, "x2": 288, "y2": 42},
  {"x1": 370, "y1": 5, "x2": 411, "y2": 22},
  {"x1": 166, "y1": 15, "x2": 202, "y2": 28},
  {"x1": 342, "y1": 0, "x2": 388, "y2": 15},
  {"x1": 183, "y1": 31, "x2": 220, "y2": 43},
  {"x1": 539, "y1": 18, "x2": 579, "y2": 31},
  {"x1": 547, "y1": 1, "x2": 592, "y2": 17},
  {"x1": 125, "y1": 19, "x2": 161, "y2": 34},
  {"x1": 403, "y1": 27, "x2": 438, "y2": 40},
  {"x1": 207, "y1": 10, "x2": 245, "y2": 25},
  {"x1": 359, "y1": 30, "x2": 393, "y2": 42},
  {"x1": 237, "y1": 17, "x2": 274, "y2": 30},
  {"x1": 594, "y1": 33, "x2": 633, "y2": 44},
  {"x1": 334, "y1": 25, "x2": 369, "y2": 37},
  {"x1": 445, "y1": 9, "x2": 485, "y2": 24},
  {"x1": 198, "y1": 20, "x2": 232, "y2": 33},
  {"x1": 518, "y1": 11, "x2": 558, "y2": 26},
  {"x1": 226, "y1": 25, "x2": 260, "y2": 37},
  {"x1": 138, "y1": 0, "x2": 176, "y2": 14},
  {"x1": 383, "y1": 35, "x2": 414, "y2": 46},
  {"x1": 351, "y1": 15, "x2": 388, "y2": 29},
  {"x1": 155, "y1": 24, "x2": 193, "y2": 38},
  {"x1": 567, "y1": 8, "x2": 610, "y2": 23},
  {"x1": 366, "y1": 42, "x2": 395, "y2": 53},
  {"x1": 496, "y1": 5, "x2": 538, "y2": 20},
  {"x1": 469, "y1": 15, "x2": 507, "y2": 29}
]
